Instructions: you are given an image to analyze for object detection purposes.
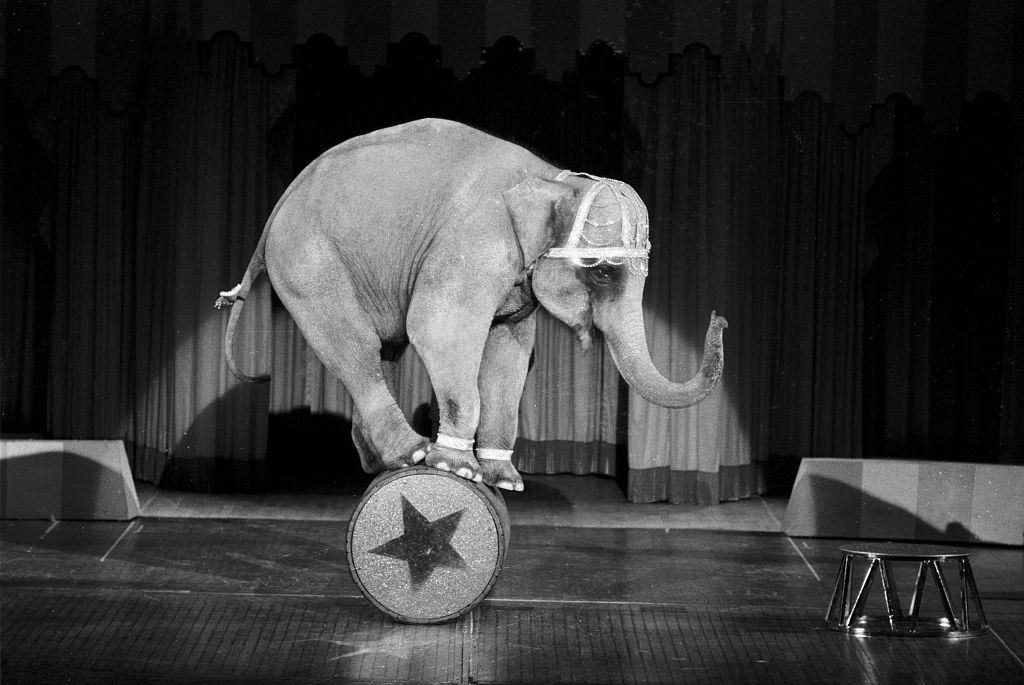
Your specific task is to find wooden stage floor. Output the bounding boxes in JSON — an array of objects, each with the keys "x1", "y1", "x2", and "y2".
[{"x1": 2, "y1": 475, "x2": 1023, "y2": 683}]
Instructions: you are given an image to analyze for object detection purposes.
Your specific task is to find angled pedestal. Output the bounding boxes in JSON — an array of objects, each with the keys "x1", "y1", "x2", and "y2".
[{"x1": 1, "y1": 440, "x2": 140, "y2": 520}]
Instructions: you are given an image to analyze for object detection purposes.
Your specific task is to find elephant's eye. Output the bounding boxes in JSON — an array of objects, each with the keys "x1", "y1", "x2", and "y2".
[
  {"x1": 579, "y1": 263, "x2": 625, "y2": 299},
  {"x1": 589, "y1": 263, "x2": 618, "y2": 281}
]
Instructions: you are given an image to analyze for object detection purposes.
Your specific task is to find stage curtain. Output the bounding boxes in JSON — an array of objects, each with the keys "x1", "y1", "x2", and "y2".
[
  {"x1": 1, "y1": 95, "x2": 54, "y2": 434},
  {"x1": 622, "y1": 48, "x2": 777, "y2": 503},
  {"x1": 1003, "y1": 130, "x2": 1024, "y2": 464},
  {"x1": 37, "y1": 34, "x2": 294, "y2": 491},
  {"x1": 862, "y1": 96, "x2": 1023, "y2": 465},
  {"x1": 27, "y1": 33, "x2": 1017, "y2": 495},
  {"x1": 622, "y1": 47, "x2": 892, "y2": 503},
  {"x1": 32, "y1": 69, "x2": 142, "y2": 453}
]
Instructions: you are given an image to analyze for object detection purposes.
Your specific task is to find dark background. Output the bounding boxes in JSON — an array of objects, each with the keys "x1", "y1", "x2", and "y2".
[{"x1": 2, "y1": 0, "x2": 1022, "y2": 494}]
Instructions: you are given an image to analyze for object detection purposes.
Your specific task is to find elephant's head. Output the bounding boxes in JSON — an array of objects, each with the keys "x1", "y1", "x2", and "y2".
[{"x1": 504, "y1": 171, "x2": 727, "y2": 408}]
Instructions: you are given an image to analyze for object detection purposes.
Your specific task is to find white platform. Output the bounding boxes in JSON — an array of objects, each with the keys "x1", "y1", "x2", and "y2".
[{"x1": 1, "y1": 440, "x2": 140, "y2": 520}]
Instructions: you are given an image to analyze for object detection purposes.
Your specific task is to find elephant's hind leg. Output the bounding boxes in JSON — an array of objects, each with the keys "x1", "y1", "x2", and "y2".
[
  {"x1": 350, "y1": 344, "x2": 418, "y2": 473},
  {"x1": 349, "y1": 419, "x2": 380, "y2": 473},
  {"x1": 272, "y1": 258, "x2": 428, "y2": 472}
]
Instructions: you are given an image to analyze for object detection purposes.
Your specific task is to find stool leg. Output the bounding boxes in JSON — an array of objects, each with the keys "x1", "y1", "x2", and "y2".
[
  {"x1": 929, "y1": 560, "x2": 959, "y2": 630},
  {"x1": 959, "y1": 558, "x2": 970, "y2": 631},
  {"x1": 879, "y1": 561, "x2": 903, "y2": 630},
  {"x1": 962, "y1": 559, "x2": 988, "y2": 630},
  {"x1": 848, "y1": 558, "x2": 880, "y2": 627},
  {"x1": 827, "y1": 554, "x2": 852, "y2": 625},
  {"x1": 908, "y1": 561, "x2": 929, "y2": 631}
]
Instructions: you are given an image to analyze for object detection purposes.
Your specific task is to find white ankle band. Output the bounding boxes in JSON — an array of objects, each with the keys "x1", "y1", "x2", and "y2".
[
  {"x1": 435, "y1": 434, "x2": 474, "y2": 451},
  {"x1": 477, "y1": 448, "x2": 513, "y2": 462}
]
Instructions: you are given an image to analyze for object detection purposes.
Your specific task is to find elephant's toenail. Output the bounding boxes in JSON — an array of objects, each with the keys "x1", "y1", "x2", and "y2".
[
  {"x1": 412, "y1": 449, "x2": 426, "y2": 463},
  {"x1": 434, "y1": 461, "x2": 449, "y2": 471},
  {"x1": 456, "y1": 467, "x2": 472, "y2": 479}
]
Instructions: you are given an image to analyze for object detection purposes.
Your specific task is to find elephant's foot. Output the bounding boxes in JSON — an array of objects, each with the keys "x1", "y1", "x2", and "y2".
[
  {"x1": 356, "y1": 408, "x2": 430, "y2": 473},
  {"x1": 426, "y1": 444, "x2": 482, "y2": 483},
  {"x1": 381, "y1": 438, "x2": 430, "y2": 471},
  {"x1": 478, "y1": 457, "x2": 524, "y2": 492}
]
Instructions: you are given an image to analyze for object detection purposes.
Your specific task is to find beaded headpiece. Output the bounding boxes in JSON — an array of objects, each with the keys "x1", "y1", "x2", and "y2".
[{"x1": 545, "y1": 171, "x2": 651, "y2": 275}]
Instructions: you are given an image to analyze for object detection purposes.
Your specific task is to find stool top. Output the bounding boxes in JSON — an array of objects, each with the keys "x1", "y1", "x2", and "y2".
[{"x1": 838, "y1": 542, "x2": 971, "y2": 560}]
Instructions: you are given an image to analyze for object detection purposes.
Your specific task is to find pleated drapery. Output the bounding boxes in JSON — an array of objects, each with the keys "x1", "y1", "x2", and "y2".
[
  {"x1": 622, "y1": 48, "x2": 895, "y2": 503},
  {"x1": 623, "y1": 49, "x2": 779, "y2": 503},
  {"x1": 32, "y1": 34, "x2": 293, "y2": 491},
  {"x1": 862, "y1": 97, "x2": 1023, "y2": 465},
  {"x1": 8, "y1": 34, "x2": 1019, "y2": 498}
]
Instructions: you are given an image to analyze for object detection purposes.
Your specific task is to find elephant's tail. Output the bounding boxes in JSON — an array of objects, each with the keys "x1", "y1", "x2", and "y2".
[{"x1": 214, "y1": 229, "x2": 271, "y2": 383}]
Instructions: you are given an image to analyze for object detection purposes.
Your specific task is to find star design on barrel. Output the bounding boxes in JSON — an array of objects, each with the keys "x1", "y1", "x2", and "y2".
[{"x1": 370, "y1": 495, "x2": 467, "y2": 589}]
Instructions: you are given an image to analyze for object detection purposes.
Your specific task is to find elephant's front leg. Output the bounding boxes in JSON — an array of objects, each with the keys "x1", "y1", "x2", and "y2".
[
  {"x1": 476, "y1": 313, "x2": 536, "y2": 491},
  {"x1": 408, "y1": 295, "x2": 495, "y2": 483}
]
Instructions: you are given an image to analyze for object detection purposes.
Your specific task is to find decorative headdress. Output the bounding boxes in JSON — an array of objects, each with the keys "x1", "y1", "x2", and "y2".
[{"x1": 545, "y1": 171, "x2": 651, "y2": 275}]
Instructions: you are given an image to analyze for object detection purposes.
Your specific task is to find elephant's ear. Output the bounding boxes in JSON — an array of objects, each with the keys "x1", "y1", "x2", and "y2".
[{"x1": 503, "y1": 177, "x2": 575, "y2": 271}]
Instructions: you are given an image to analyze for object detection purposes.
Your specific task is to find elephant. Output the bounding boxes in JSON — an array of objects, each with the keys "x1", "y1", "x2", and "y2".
[{"x1": 216, "y1": 118, "x2": 726, "y2": 492}]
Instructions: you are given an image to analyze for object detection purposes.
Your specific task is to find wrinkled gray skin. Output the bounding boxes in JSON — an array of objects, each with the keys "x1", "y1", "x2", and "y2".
[{"x1": 220, "y1": 119, "x2": 726, "y2": 492}]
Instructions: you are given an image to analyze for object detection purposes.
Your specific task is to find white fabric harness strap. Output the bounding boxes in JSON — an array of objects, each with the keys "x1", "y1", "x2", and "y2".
[
  {"x1": 434, "y1": 436, "x2": 513, "y2": 462},
  {"x1": 434, "y1": 433, "x2": 474, "y2": 451},
  {"x1": 476, "y1": 448, "x2": 513, "y2": 462},
  {"x1": 548, "y1": 170, "x2": 651, "y2": 274}
]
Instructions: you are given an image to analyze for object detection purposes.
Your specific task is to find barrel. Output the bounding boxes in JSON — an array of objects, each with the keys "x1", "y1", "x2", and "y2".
[{"x1": 346, "y1": 464, "x2": 511, "y2": 623}]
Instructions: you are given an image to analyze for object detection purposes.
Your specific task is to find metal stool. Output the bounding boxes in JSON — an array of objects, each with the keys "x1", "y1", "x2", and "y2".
[{"x1": 825, "y1": 543, "x2": 988, "y2": 637}]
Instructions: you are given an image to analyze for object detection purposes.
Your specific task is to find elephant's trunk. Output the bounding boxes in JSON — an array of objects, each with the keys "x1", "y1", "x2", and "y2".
[{"x1": 595, "y1": 292, "x2": 727, "y2": 408}]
